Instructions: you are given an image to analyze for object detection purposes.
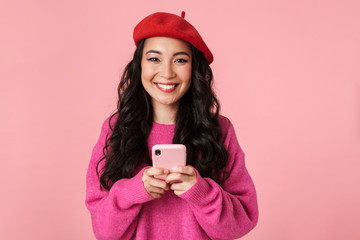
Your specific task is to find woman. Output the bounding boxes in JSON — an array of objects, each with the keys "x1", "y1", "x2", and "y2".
[{"x1": 86, "y1": 11, "x2": 258, "y2": 240}]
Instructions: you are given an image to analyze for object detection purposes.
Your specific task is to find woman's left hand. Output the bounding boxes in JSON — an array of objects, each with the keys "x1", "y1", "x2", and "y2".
[{"x1": 165, "y1": 166, "x2": 197, "y2": 196}]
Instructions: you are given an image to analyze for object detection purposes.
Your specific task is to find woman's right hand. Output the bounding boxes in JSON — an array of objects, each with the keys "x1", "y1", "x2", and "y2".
[{"x1": 142, "y1": 168, "x2": 170, "y2": 198}]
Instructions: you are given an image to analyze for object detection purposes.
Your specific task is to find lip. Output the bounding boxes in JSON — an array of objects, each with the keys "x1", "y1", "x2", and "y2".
[{"x1": 155, "y1": 82, "x2": 179, "y2": 93}]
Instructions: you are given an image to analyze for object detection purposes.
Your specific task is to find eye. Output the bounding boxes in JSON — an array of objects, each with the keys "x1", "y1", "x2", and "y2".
[
  {"x1": 175, "y1": 58, "x2": 188, "y2": 63},
  {"x1": 147, "y1": 57, "x2": 160, "y2": 62}
]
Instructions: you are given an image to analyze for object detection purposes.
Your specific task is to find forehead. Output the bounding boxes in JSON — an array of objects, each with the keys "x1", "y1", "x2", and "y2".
[{"x1": 143, "y1": 36, "x2": 191, "y2": 54}]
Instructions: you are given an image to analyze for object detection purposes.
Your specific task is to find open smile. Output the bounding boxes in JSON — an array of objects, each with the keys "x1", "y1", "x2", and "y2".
[{"x1": 155, "y1": 83, "x2": 179, "y2": 93}]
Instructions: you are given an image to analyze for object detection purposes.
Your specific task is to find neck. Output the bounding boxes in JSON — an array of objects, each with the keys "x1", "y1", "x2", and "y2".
[{"x1": 152, "y1": 101, "x2": 179, "y2": 125}]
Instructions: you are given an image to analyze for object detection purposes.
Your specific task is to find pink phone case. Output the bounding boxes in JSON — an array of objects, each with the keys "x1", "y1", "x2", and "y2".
[{"x1": 151, "y1": 144, "x2": 186, "y2": 180}]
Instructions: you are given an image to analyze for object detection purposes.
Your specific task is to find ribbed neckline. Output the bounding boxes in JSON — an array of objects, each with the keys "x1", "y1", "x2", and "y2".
[{"x1": 151, "y1": 121, "x2": 176, "y2": 133}]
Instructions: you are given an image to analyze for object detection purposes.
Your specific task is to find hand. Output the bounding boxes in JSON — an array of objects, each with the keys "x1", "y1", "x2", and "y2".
[
  {"x1": 165, "y1": 166, "x2": 197, "y2": 196},
  {"x1": 142, "y1": 168, "x2": 170, "y2": 198}
]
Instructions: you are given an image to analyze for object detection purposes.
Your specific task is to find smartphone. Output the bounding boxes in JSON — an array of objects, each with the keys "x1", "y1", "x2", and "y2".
[{"x1": 151, "y1": 144, "x2": 186, "y2": 180}]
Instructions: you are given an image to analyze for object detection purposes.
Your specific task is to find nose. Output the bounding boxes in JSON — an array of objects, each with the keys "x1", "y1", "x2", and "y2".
[{"x1": 159, "y1": 61, "x2": 176, "y2": 79}]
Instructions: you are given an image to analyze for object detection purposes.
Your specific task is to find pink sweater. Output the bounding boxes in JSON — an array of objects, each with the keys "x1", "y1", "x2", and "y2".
[{"x1": 86, "y1": 115, "x2": 258, "y2": 240}]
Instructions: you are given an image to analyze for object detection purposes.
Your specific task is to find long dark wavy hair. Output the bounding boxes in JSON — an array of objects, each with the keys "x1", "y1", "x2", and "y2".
[{"x1": 96, "y1": 39, "x2": 229, "y2": 190}]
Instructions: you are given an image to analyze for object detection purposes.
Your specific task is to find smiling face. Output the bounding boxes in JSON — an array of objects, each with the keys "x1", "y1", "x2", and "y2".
[{"x1": 141, "y1": 36, "x2": 192, "y2": 114}]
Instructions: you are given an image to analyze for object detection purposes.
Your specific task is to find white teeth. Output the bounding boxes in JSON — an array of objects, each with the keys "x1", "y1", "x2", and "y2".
[{"x1": 157, "y1": 83, "x2": 176, "y2": 89}]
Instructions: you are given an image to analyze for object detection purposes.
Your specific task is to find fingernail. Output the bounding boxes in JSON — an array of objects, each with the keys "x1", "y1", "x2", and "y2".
[{"x1": 164, "y1": 169, "x2": 169, "y2": 174}]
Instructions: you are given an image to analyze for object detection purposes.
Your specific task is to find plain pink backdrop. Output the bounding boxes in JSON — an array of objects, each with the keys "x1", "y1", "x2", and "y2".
[{"x1": 1, "y1": 0, "x2": 359, "y2": 239}]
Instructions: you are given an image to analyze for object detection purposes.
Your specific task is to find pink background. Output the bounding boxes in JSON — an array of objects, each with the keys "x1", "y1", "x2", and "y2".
[{"x1": 1, "y1": 0, "x2": 359, "y2": 239}]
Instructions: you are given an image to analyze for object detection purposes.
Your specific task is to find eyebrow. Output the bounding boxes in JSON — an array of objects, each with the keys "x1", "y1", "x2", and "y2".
[{"x1": 145, "y1": 50, "x2": 191, "y2": 57}]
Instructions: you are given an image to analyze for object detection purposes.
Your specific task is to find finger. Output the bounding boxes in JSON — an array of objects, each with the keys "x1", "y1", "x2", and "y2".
[
  {"x1": 165, "y1": 172, "x2": 183, "y2": 184},
  {"x1": 170, "y1": 183, "x2": 186, "y2": 191},
  {"x1": 173, "y1": 190, "x2": 183, "y2": 196},
  {"x1": 149, "y1": 178, "x2": 169, "y2": 190},
  {"x1": 171, "y1": 166, "x2": 195, "y2": 176},
  {"x1": 146, "y1": 167, "x2": 169, "y2": 177},
  {"x1": 147, "y1": 186, "x2": 166, "y2": 195},
  {"x1": 143, "y1": 181, "x2": 165, "y2": 198},
  {"x1": 150, "y1": 192, "x2": 162, "y2": 199}
]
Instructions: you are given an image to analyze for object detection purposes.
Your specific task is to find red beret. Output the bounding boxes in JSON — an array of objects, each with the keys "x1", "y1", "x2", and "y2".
[{"x1": 133, "y1": 11, "x2": 214, "y2": 64}]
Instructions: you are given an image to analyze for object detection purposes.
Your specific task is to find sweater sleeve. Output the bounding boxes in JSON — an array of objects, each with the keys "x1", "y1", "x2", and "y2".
[
  {"x1": 85, "y1": 117, "x2": 154, "y2": 240},
  {"x1": 178, "y1": 117, "x2": 259, "y2": 240}
]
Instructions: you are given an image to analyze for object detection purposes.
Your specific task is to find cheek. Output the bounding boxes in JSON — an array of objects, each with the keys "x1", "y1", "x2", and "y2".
[
  {"x1": 142, "y1": 62, "x2": 158, "y2": 81},
  {"x1": 184, "y1": 80, "x2": 191, "y2": 93},
  {"x1": 181, "y1": 75, "x2": 192, "y2": 95},
  {"x1": 183, "y1": 67, "x2": 192, "y2": 85},
  {"x1": 141, "y1": 64, "x2": 152, "y2": 84}
]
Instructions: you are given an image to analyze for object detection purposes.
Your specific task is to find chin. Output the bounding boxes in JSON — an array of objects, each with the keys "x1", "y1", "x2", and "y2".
[
  {"x1": 161, "y1": 101, "x2": 178, "y2": 106},
  {"x1": 156, "y1": 98, "x2": 180, "y2": 107}
]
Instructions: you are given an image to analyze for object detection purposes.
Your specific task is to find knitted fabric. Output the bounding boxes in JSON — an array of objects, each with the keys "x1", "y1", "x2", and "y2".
[{"x1": 85, "y1": 115, "x2": 258, "y2": 240}]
